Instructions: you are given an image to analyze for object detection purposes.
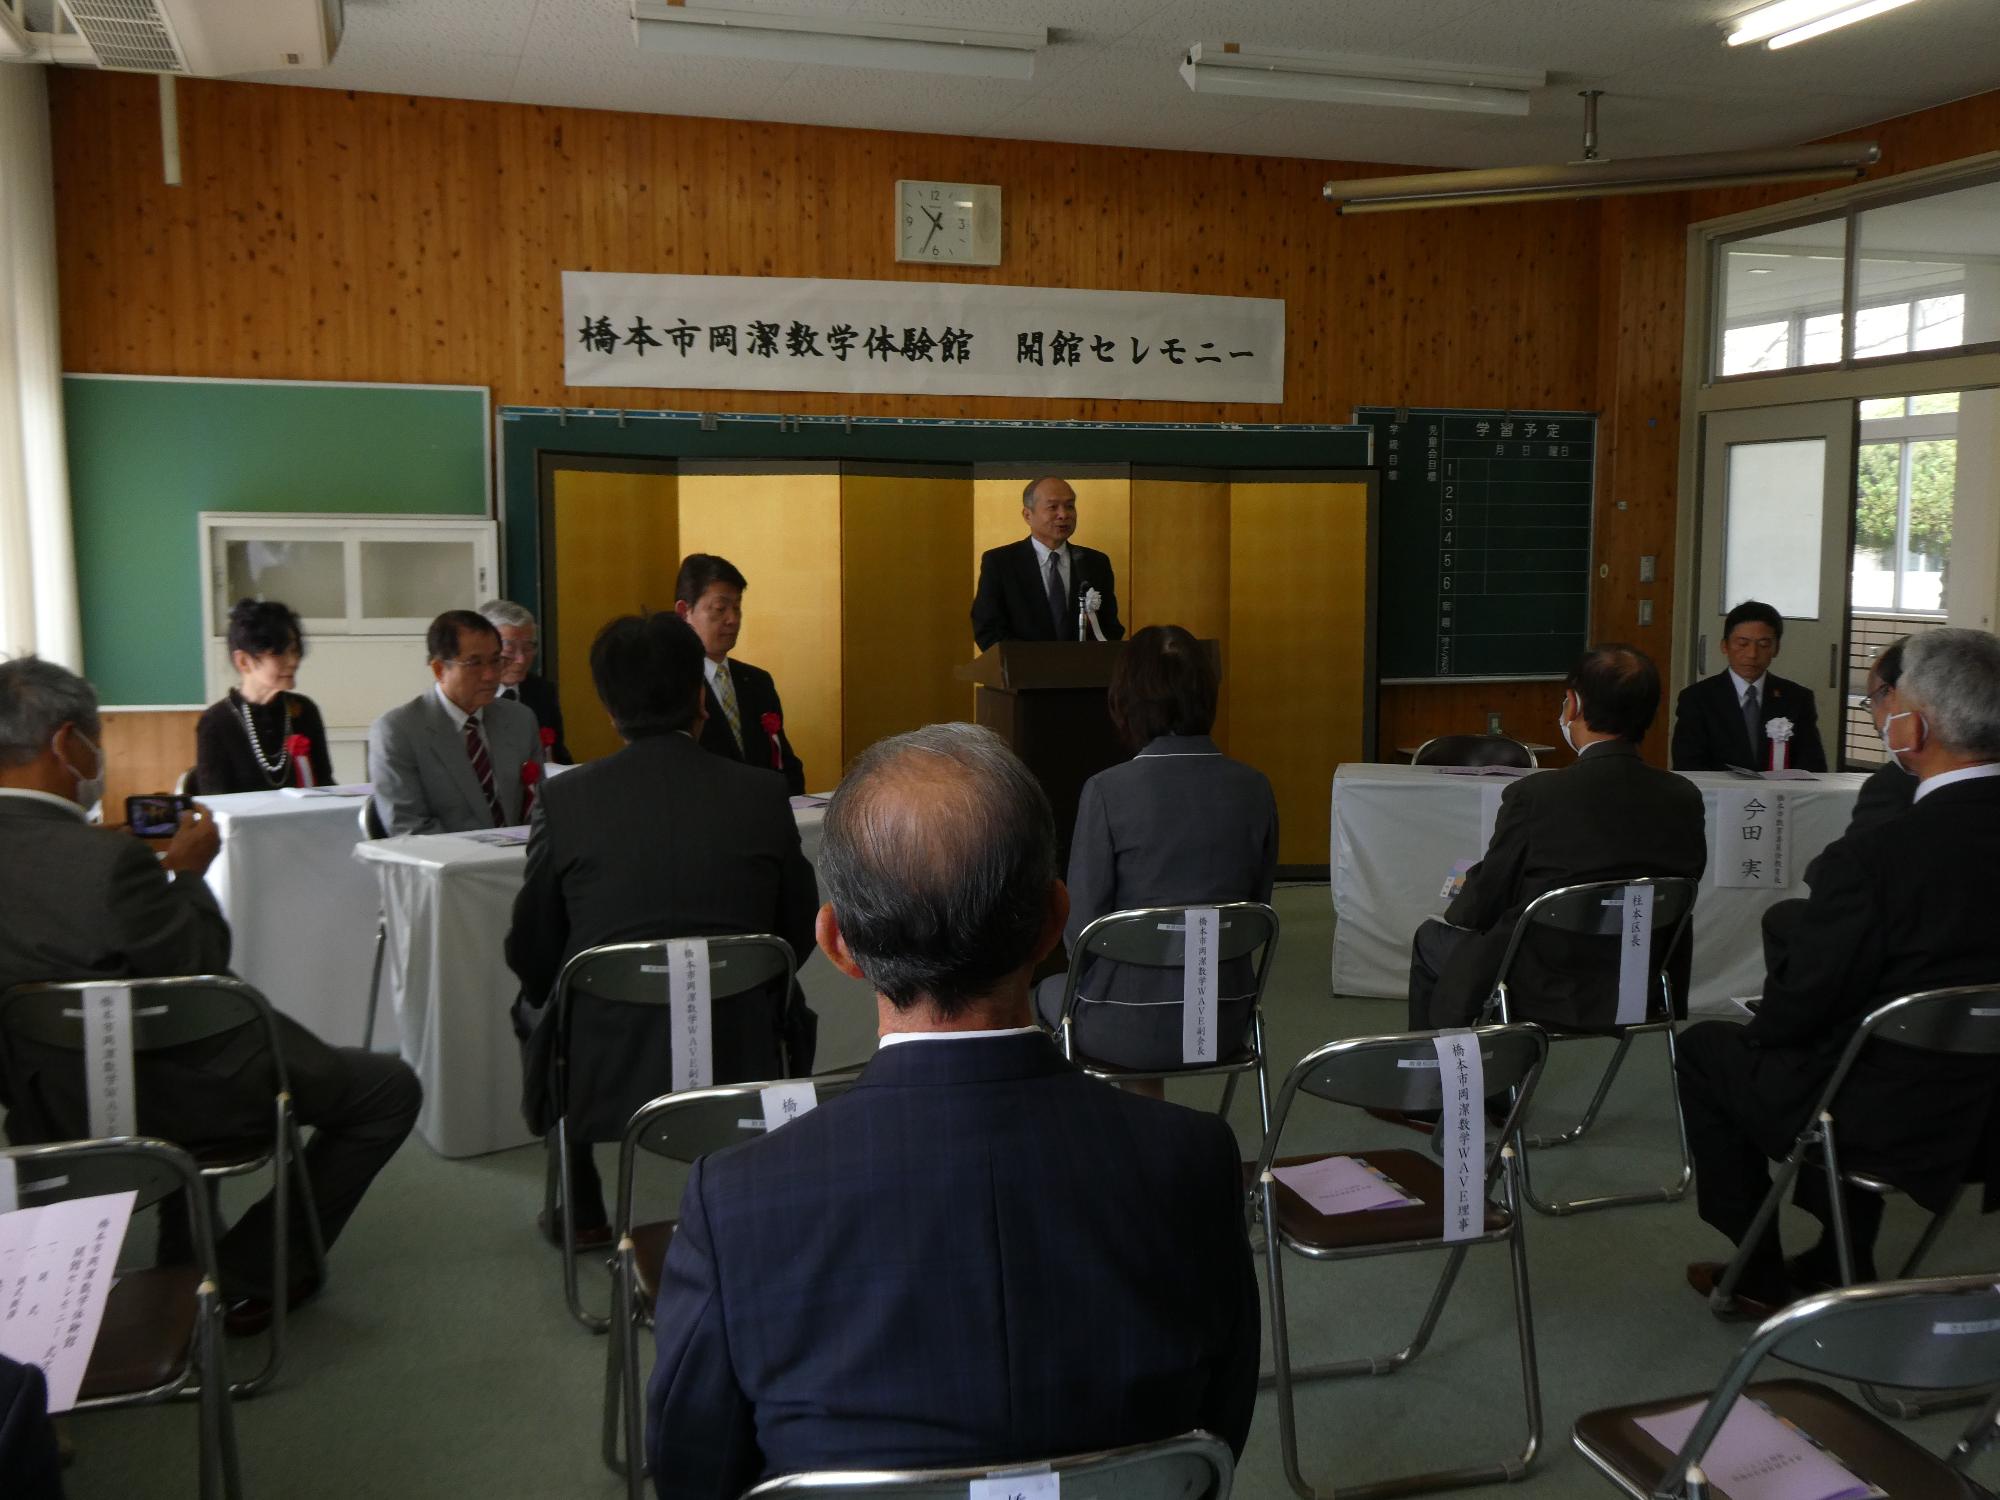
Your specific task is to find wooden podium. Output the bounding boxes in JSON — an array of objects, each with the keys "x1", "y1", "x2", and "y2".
[{"x1": 955, "y1": 642, "x2": 1127, "y2": 862}]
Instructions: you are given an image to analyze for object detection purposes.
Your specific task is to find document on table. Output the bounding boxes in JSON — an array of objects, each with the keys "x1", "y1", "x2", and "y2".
[
  {"x1": 1271, "y1": 1156, "x2": 1420, "y2": 1214},
  {"x1": 789, "y1": 794, "x2": 831, "y2": 809},
  {"x1": 457, "y1": 826, "x2": 531, "y2": 847},
  {"x1": 1431, "y1": 765, "x2": 1533, "y2": 778},
  {"x1": 1634, "y1": 1396, "x2": 1883, "y2": 1500},
  {"x1": 0, "y1": 1190, "x2": 138, "y2": 1412},
  {"x1": 279, "y1": 784, "x2": 373, "y2": 799}
]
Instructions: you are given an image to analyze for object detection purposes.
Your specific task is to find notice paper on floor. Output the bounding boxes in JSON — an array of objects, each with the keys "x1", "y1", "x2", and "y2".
[{"x1": 1271, "y1": 1155, "x2": 1420, "y2": 1214}]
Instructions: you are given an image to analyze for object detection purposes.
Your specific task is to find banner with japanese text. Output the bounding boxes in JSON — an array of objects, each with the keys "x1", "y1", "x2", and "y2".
[{"x1": 562, "y1": 273, "x2": 1285, "y2": 404}]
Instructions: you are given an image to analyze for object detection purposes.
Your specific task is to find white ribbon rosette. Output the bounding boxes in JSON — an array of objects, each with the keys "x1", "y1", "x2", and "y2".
[
  {"x1": 1079, "y1": 586, "x2": 1107, "y2": 642},
  {"x1": 1765, "y1": 715, "x2": 1794, "y2": 771}
]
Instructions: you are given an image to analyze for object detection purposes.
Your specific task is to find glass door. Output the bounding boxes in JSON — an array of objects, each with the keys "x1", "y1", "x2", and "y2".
[{"x1": 1695, "y1": 401, "x2": 1853, "y2": 764}]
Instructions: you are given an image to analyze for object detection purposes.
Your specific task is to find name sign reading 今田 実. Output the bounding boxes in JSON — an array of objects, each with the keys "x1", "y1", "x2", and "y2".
[{"x1": 563, "y1": 273, "x2": 1285, "y2": 404}]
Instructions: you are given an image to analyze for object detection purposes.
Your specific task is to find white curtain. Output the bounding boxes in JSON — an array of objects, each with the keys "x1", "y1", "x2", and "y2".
[{"x1": 0, "y1": 63, "x2": 80, "y2": 667}]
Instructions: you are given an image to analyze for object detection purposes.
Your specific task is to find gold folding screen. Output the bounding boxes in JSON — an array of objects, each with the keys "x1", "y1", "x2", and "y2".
[{"x1": 546, "y1": 461, "x2": 1371, "y2": 863}]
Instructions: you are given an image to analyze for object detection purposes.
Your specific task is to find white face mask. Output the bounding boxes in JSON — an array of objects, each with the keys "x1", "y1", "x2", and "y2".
[
  {"x1": 1558, "y1": 695, "x2": 1579, "y2": 753},
  {"x1": 57, "y1": 729, "x2": 106, "y2": 818},
  {"x1": 1882, "y1": 710, "x2": 1924, "y2": 774}
]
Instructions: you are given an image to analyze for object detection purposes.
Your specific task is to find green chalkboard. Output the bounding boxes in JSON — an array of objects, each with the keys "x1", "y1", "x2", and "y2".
[
  {"x1": 64, "y1": 375, "x2": 488, "y2": 705},
  {"x1": 1358, "y1": 406, "x2": 1596, "y2": 682}
]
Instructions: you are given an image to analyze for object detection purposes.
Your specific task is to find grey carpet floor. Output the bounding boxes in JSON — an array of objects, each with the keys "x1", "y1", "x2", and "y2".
[{"x1": 57, "y1": 884, "x2": 2000, "y2": 1497}]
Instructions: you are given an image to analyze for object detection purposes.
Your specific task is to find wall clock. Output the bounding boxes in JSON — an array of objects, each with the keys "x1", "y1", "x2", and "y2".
[{"x1": 895, "y1": 179, "x2": 1002, "y2": 265}]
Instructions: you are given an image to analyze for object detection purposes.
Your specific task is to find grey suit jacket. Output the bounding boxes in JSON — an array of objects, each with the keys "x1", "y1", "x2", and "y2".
[{"x1": 368, "y1": 689, "x2": 542, "y2": 835}]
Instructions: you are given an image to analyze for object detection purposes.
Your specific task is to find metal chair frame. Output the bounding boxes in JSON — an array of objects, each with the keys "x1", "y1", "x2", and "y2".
[
  {"x1": 1054, "y1": 902, "x2": 1280, "y2": 1137},
  {"x1": 0, "y1": 975, "x2": 328, "y2": 1397},
  {"x1": 741, "y1": 1431, "x2": 1236, "y2": 1500},
  {"x1": 4, "y1": 1136, "x2": 244, "y2": 1500},
  {"x1": 1252, "y1": 1024, "x2": 1550, "y2": 1499},
  {"x1": 1572, "y1": 1275, "x2": 2000, "y2": 1498},
  {"x1": 543, "y1": 934, "x2": 798, "y2": 1333},
  {"x1": 1707, "y1": 984, "x2": 2000, "y2": 1420},
  {"x1": 1411, "y1": 734, "x2": 1539, "y2": 770},
  {"x1": 1483, "y1": 876, "x2": 1701, "y2": 1217},
  {"x1": 601, "y1": 1071, "x2": 863, "y2": 1498},
  {"x1": 357, "y1": 797, "x2": 388, "y2": 1052}
]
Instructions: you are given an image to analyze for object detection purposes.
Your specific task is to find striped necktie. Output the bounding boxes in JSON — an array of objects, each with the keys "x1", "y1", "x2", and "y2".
[
  {"x1": 464, "y1": 714, "x2": 504, "y2": 825},
  {"x1": 712, "y1": 663, "x2": 745, "y2": 752}
]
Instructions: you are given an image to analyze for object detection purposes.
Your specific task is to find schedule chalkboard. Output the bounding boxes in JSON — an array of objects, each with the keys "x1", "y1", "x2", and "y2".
[{"x1": 1358, "y1": 406, "x2": 1596, "y2": 682}]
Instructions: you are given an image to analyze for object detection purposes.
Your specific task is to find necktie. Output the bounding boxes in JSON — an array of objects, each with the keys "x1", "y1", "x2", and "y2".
[
  {"x1": 463, "y1": 714, "x2": 504, "y2": 825},
  {"x1": 712, "y1": 664, "x2": 745, "y2": 752},
  {"x1": 1742, "y1": 684, "x2": 1761, "y2": 765},
  {"x1": 1046, "y1": 549, "x2": 1068, "y2": 636}
]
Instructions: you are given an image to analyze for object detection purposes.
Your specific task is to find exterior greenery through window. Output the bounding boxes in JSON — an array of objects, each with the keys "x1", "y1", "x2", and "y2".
[{"x1": 1853, "y1": 391, "x2": 1956, "y2": 614}]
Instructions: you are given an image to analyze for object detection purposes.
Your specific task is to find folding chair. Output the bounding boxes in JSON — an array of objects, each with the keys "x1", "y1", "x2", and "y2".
[
  {"x1": 543, "y1": 934, "x2": 798, "y2": 1333},
  {"x1": 1412, "y1": 734, "x2": 1537, "y2": 770},
  {"x1": 0, "y1": 976, "x2": 327, "y2": 1397},
  {"x1": 1053, "y1": 902, "x2": 1279, "y2": 1135},
  {"x1": 1253, "y1": 1024, "x2": 1549, "y2": 1499},
  {"x1": 1483, "y1": 876, "x2": 1700, "y2": 1217},
  {"x1": 601, "y1": 1071, "x2": 862, "y2": 1498},
  {"x1": 4, "y1": 1137, "x2": 243, "y2": 1500},
  {"x1": 357, "y1": 796, "x2": 389, "y2": 1052},
  {"x1": 741, "y1": 1431, "x2": 1235, "y2": 1500},
  {"x1": 1706, "y1": 983, "x2": 2000, "y2": 1418},
  {"x1": 1574, "y1": 1275, "x2": 2000, "y2": 1498}
]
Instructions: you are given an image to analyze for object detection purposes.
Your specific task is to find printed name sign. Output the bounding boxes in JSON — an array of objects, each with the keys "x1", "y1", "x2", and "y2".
[
  {"x1": 0, "y1": 1189, "x2": 138, "y2": 1412},
  {"x1": 80, "y1": 986, "x2": 135, "y2": 1139},
  {"x1": 1433, "y1": 1031, "x2": 1486, "y2": 1243},
  {"x1": 1616, "y1": 886, "x2": 1654, "y2": 1026},
  {"x1": 1182, "y1": 908, "x2": 1220, "y2": 1065},
  {"x1": 666, "y1": 940, "x2": 714, "y2": 1093},
  {"x1": 1714, "y1": 789, "x2": 1791, "y2": 890}
]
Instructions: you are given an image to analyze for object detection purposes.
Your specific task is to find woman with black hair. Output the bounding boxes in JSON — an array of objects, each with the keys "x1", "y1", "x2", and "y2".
[{"x1": 193, "y1": 598, "x2": 335, "y2": 793}]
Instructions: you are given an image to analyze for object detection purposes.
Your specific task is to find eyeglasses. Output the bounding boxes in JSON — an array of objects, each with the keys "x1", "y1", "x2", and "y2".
[
  {"x1": 499, "y1": 642, "x2": 537, "y2": 659},
  {"x1": 1858, "y1": 687, "x2": 1894, "y2": 711},
  {"x1": 445, "y1": 654, "x2": 505, "y2": 672}
]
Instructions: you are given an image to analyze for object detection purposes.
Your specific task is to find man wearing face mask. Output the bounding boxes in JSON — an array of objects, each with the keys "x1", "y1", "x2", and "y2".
[
  {"x1": 0, "y1": 656, "x2": 422, "y2": 1335},
  {"x1": 1404, "y1": 643, "x2": 1708, "y2": 1032},
  {"x1": 1679, "y1": 627, "x2": 2000, "y2": 1319}
]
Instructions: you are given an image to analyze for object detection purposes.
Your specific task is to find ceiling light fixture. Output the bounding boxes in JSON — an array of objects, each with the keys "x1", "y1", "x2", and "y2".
[
  {"x1": 630, "y1": 2, "x2": 1046, "y2": 80},
  {"x1": 1726, "y1": 0, "x2": 1927, "y2": 48},
  {"x1": 1180, "y1": 43, "x2": 1543, "y2": 117},
  {"x1": 1322, "y1": 90, "x2": 1879, "y2": 214}
]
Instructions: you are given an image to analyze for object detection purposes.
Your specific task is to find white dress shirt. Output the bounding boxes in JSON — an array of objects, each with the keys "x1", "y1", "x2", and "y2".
[
  {"x1": 877, "y1": 1024, "x2": 1043, "y2": 1050},
  {"x1": 0, "y1": 787, "x2": 85, "y2": 819},
  {"x1": 1913, "y1": 762, "x2": 2000, "y2": 803}
]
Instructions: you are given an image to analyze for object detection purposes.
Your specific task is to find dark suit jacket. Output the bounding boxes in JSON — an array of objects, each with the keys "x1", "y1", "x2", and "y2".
[
  {"x1": 1056, "y1": 736, "x2": 1277, "y2": 1068},
  {"x1": 1740, "y1": 774, "x2": 2000, "y2": 1208},
  {"x1": 971, "y1": 538, "x2": 1125, "y2": 650},
  {"x1": 504, "y1": 733, "x2": 819, "y2": 1139},
  {"x1": 0, "y1": 1356, "x2": 62, "y2": 1500},
  {"x1": 1805, "y1": 762, "x2": 1916, "y2": 888},
  {"x1": 1433, "y1": 740, "x2": 1709, "y2": 1028},
  {"x1": 1671, "y1": 670, "x2": 1827, "y2": 773},
  {"x1": 697, "y1": 658, "x2": 805, "y2": 799},
  {"x1": 500, "y1": 673, "x2": 571, "y2": 765},
  {"x1": 645, "y1": 1032, "x2": 1258, "y2": 1499}
]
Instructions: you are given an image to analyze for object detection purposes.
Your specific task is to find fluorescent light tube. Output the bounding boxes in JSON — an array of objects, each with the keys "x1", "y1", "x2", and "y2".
[
  {"x1": 631, "y1": 3, "x2": 1045, "y2": 80},
  {"x1": 1727, "y1": 0, "x2": 1925, "y2": 46},
  {"x1": 1180, "y1": 43, "x2": 1541, "y2": 118},
  {"x1": 1768, "y1": 0, "x2": 1925, "y2": 47}
]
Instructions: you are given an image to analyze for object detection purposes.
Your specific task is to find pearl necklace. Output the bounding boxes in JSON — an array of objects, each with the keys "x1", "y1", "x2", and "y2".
[{"x1": 237, "y1": 694, "x2": 290, "y2": 783}]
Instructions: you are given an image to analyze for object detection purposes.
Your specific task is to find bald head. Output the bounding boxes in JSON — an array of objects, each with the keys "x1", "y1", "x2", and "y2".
[{"x1": 818, "y1": 723, "x2": 1059, "y2": 1017}]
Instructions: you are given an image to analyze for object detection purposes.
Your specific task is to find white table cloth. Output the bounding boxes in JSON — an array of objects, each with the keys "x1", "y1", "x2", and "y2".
[
  {"x1": 1329, "y1": 764, "x2": 1868, "y2": 1016},
  {"x1": 196, "y1": 789, "x2": 391, "y2": 1051},
  {"x1": 354, "y1": 805, "x2": 875, "y2": 1158}
]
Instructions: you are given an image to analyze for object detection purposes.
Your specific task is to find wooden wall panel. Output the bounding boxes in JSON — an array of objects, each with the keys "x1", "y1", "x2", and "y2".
[
  {"x1": 1129, "y1": 476, "x2": 1233, "y2": 747},
  {"x1": 839, "y1": 470, "x2": 975, "y2": 765},
  {"x1": 101, "y1": 708, "x2": 203, "y2": 819},
  {"x1": 549, "y1": 467, "x2": 680, "y2": 763},
  {"x1": 677, "y1": 471, "x2": 843, "y2": 789}
]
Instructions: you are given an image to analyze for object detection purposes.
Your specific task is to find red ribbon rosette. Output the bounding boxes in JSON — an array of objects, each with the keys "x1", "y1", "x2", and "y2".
[
  {"x1": 285, "y1": 734, "x2": 315, "y2": 789},
  {"x1": 520, "y1": 758, "x2": 542, "y2": 819},
  {"x1": 539, "y1": 725, "x2": 556, "y2": 764},
  {"x1": 760, "y1": 711, "x2": 783, "y2": 771}
]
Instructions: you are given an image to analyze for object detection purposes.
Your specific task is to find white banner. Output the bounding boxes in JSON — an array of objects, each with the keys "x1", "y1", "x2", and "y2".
[
  {"x1": 1712, "y1": 790, "x2": 1791, "y2": 890},
  {"x1": 667, "y1": 940, "x2": 714, "y2": 1093},
  {"x1": 1182, "y1": 907, "x2": 1220, "y2": 1065},
  {"x1": 563, "y1": 273, "x2": 1284, "y2": 404},
  {"x1": 1615, "y1": 885, "x2": 1654, "y2": 1027},
  {"x1": 1433, "y1": 1031, "x2": 1486, "y2": 1243}
]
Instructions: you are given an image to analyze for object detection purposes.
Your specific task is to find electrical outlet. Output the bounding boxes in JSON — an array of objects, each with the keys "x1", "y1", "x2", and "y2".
[
  {"x1": 1486, "y1": 711, "x2": 1502, "y2": 735},
  {"x1": 1638, "y1": 600, "x2": 1654, "y2": 626},
  {"x1": 1639, "y1": 554, "x2": 1657, "y2": 583}
]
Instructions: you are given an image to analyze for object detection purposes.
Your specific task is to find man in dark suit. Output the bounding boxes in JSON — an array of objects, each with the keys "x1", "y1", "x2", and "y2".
[
  {"x1": 675, "y1": 554, "x2": 806, "y2": 798},
  {"x1": 505, "y1": 613, "x2": 818, "y2": 1239},
  {"x1": 971, "y1": 476, "x2": 1126, "y2": 649},
  {"x1": 482, "y1": 598, "x2": 570, "y2": 764},
  {"x1": 1679, "y1": 628, "x2": 2000, "y2": 1317},
  {"x1": 0, "y1": 658, "x2": 420, "y2": 1333},
  {"x1": 1407, "y1": 644, "x2": 1708, "y2": 1032},
  {"x1": 646, "y1": 723, "x2": 1257, "y2": 1497},
  {"x1": 1670, "y1": 599, "x2": 1827, "y2": 772}
]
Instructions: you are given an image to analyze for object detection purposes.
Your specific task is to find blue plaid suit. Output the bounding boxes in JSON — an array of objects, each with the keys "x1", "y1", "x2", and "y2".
[{"x1": 645, "y1": 1031, "x2": 1258, "y2": 1498}]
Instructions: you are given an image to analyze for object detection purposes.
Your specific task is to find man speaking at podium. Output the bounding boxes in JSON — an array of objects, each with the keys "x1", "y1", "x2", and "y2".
[{"x1": 972, "y1": 477, "x2": 1126, "y2": 649}]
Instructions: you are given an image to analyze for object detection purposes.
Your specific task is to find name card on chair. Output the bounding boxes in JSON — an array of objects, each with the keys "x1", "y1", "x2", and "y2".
[
  {"x1": 970, "y1": 1470, "x2": 1059, "y2": 1500},
  {"x1": 81, "y1": 986, "x2": 135, "y2": 1139},
  {"x1": 1434, "y1": 1031, "x2": 1485, "y2": 1243},
  {"x1": 0, "y1": 1189, "x2": 137, "y2": 1412},
  {"x1": 666, "y1": 941, "x2": 714, "y2": 1093},
  {"x1": 1182, "y1": 908, "x2": 1220, "y2": 1065},
  {"x1": 1616, "y1": 886, "x2": 1654, "y2": 1027},
  {"x1": 759, "y1": 1083, "x2": 817, "y2": 1133}
]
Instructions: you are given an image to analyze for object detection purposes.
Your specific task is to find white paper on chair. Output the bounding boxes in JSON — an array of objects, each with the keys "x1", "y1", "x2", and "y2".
[
  {"x1": 1634, "y1": 1397, "x2": 1884, "y2": 1500},
  {"x1": 1434, "y1": 1031, "x2": 1485, "y2": 1243},
  {"x1": 759, "y1": 1082, "x2": 817, "y2": 1133},
  {"x1": 0, "y1": 1190, "x2": 138, "y2": 1412},
  {"x1": 1272, "y1": 1156, "x2": 1420, "y2": 1214},
  {"x1": 80, "y1": 986, "x2": 135, "y2": 1140},
  {"x1": 1616, "y1": 885, "x2": 1654, "y2": 1027},
  {"x1": 969, "y1": 1470, "x2": 1058, "y2": 1500},
  {"x1": 0, "y1": 1160, "x2": 14, "y2": 1214},
  {"x1": 667, "y1": 939, "x2": 714, "y2": 1092},
  {"x1": 1182, "y1": 907, "x2": 1219, "y2": 1065}
]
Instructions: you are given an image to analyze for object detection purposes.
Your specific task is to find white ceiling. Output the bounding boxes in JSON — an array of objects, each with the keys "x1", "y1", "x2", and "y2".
[{"x1": 231, "y1": 0, "x2": 2000, "y2": 169}]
